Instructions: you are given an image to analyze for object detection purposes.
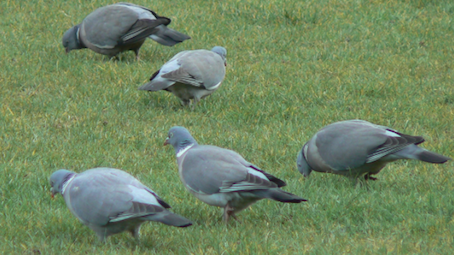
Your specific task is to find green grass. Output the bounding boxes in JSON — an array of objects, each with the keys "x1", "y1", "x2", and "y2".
[{"x1": 1, "y1": 0, "x2": 454, "y2": 253}]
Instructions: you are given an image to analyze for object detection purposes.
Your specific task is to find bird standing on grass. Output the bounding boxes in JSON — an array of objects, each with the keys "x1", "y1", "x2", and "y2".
[
  {"x1": 62, "y1": 2, "x2": 190, "y2": 60},
  {"x1": 164, "y1": 126, "x2": 306, "y2": 223},
  {"x1": 139, "y1": 46, "x2": 227, "y2": 107},
  {"x1": 49, "y1": 167, "x2": 192, "y2": 242},
  {"x1": 296, "y1": 119, "x2": 451, "y2": 182}
]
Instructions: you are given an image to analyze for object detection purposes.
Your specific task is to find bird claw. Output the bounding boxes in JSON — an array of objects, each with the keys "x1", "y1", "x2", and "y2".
[{"x1": 364, "y1": 174, "x2": 378, "y2": 181}]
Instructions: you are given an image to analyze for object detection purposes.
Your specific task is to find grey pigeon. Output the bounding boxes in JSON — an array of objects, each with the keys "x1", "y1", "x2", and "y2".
[
  {"x1": 62, "y1": 2, "x2": 191, "y2": 60},
  {"x1": 297, "y1": 119, "x2": 451, "y2": 181},
  {"x1": 139, "y1": 46, "x2": 227, "y2": 107},
  {"x1": 49, "y1": 167, "x2": 192, "y2": 241},
  {"x1": 164, "y1": 126, "x2": 306, "y2": 223}
]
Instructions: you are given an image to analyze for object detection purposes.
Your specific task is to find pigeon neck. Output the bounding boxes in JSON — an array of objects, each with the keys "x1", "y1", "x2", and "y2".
[
  {"x1": 75, "y1": 25, "x2": 86, "y2": 49},
  {"x1": 61, "y1": 174, "x2": 76, "y2": 195},
  {"x1": 301, "y1": 144, "x2": 315, "y2": 174},
  {"x1": 176, "y1": 142, "x2": 196, "y2": 158}
]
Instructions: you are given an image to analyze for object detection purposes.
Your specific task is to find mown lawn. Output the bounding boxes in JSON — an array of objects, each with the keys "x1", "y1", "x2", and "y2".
[{"x1": 1, "y1": 0, "x2": 453, "y2": 254}]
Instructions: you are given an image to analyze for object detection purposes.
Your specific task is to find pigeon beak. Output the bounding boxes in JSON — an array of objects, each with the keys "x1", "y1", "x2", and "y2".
[
  {"x1": 50, "y1": 188, "x2": 55, "y2": 199},
  {"x1": 224, "y1": 61, "x2": 227, "y2": 67},
  {"x1": 65, "y1": 48, "x2": 69, "y2": 54},
  {"x1": 164, "y1": 137, "x2": 169, "y2": 146}
]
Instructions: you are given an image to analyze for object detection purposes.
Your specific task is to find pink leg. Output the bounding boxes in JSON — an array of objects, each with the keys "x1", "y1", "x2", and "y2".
[{"x1": 223, "y1": 204, "x2": 235, "y2": 223}]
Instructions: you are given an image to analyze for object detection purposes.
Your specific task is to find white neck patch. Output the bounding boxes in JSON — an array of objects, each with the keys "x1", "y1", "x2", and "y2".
[
  {"x1": 177, "y1": 144, "x2": 194, "y2": 158},
  {"x1": 303, "y1": 144, "x2": 309, "y2": 160},
  {"x1": 209, "y1": 81, "x2": 223, "y2": 90},
  {"x1": 61, "y1": 175, "x2": 76, "y2": 195},
  {"x1": 76, "y1": 27, "x2": 80, "y2": 44}
]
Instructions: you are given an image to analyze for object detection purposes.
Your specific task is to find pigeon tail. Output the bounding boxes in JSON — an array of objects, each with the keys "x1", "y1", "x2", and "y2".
[
  {"x1": 138, "y1": 80, "x2": 170, "y2": 91},
  {"x1": 417, "y1": 150, "x2": 451, "y2": 164},
  {"x1": 149, "y1": 26, "x2": 191, "y2": 46},
  {"x1": 253, "y1": 189, "x2": 307, "y2": 203},
  {"x1": 390, "y1": 144, "x2": 451, "y2": 164},
  {"x1": 149, "y1": 212, "x2": 193, "y2": 227}
]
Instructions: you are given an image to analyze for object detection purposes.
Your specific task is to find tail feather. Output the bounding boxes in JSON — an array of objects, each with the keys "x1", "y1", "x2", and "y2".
[
  {"x1": 147, "y1": 212, "x2": 192, "y2": 227},
  {"x1": 253, "y1": 189, "x2": 307, "y2": 203},
  {"x1": 138, "y1": 70, "x2": 174, "y2": 91},
  {"x1": 392, "y1": 145, "x2": 451, "y2": 164},
  {"x1": 138, "y1": 80, "x2": 170, "y2": 91},
  {"x1": 149, "y1": 26, "x2": 191, "y2": 46},
  {"x1": 417, "y1": 150, "x2": 451, "y2": 164}
]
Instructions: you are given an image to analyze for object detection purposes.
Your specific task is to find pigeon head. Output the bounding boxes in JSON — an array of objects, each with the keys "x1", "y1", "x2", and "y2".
[
  {"x1": 49, "y1": 169, "x2": 75, "y2": 197},
  {"x1": 297, "y1": 144, "x2": 312, "y2": 177},
  {"x1": 164, "y1": 126, "x2": 198, "y2": 152},
  {"x1": 211, "y1": 46, "x2": 227, "y2": 66},
  {"x1": 62, "y1": 25, "x2": 83, "y2": 53}
]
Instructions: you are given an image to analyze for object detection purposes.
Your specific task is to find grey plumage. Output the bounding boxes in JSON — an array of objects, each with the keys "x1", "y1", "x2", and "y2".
[
  {"x1": 139, "y1": 46, "x2": 227, "y2": 107},
  {"x1": 49, "y1": 167, "x2": 192, "y2": 241},
  {"x1": 164, "y1": 126, "x2": 306, "y2": 223},
  {"x1": 62, "y1": 2, "x2": 190, "y2": 59},
  {"x1": 297, "y1": 119, "x2": 451, "y2": 181}
]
